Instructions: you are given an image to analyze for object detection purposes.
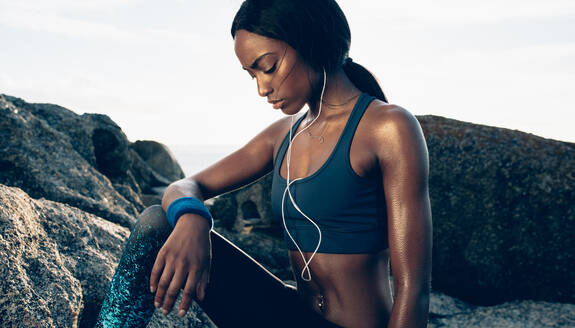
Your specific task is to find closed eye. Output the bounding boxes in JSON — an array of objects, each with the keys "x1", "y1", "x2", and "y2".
[{"x1": 264, "y1": 63, "x2": 277, "y2": 74}]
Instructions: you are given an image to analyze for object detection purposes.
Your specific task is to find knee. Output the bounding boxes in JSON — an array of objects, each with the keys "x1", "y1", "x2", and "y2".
[{"x1": 134, "y1": 205, "x2": 171, "y2": 232}]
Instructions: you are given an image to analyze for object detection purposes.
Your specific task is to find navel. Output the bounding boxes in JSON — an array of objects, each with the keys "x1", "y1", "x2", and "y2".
[{"x1": 315, "y1": 294, "x2": 327, "y2": 314}]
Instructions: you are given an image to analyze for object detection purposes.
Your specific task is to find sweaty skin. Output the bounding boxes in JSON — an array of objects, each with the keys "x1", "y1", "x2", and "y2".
[
  {"x1": 279, "y1": 97, "x2": 431, "y2": 328},
  {"x1": 154, "y1": 30, "x2": 432, "y2": 327}
]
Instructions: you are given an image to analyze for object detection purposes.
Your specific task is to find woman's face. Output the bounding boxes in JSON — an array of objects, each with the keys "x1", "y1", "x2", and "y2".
[{"x1": 234, "y1": 29, "x2": 318, "y2": 115}]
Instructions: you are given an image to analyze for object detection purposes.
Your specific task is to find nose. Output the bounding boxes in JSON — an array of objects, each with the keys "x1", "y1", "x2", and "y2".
[{"x1": 257, "y1": 77, "x2": 273, "y2": 98}]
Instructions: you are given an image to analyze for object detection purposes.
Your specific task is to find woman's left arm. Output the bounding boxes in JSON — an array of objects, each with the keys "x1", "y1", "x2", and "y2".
[{"x1": 374, "y1": 105, "x2": 432, "y2": 328}]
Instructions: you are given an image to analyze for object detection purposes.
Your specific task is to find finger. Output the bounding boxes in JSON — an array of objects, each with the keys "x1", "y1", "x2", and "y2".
[
  {"x1": 150, "y1": 249, "x2": 166, "y2": 293},
  {"x1": 154, "y1": 265, "x2": 175, "y2": 309},
  {"x1": 197, "y1": 269, "x2": 210, "y2": 302},
  {"x1": 178, "y1": 271, "x2": 200, "y2": 317},
  {"x1": 162, "y1": 268, "x2": 188, "y2": 314}
]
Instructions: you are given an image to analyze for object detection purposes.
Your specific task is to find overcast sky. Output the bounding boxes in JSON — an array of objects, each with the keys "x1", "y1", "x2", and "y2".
[{"x1": 1, "y1": 0, "x2": 574, "y2": 151}]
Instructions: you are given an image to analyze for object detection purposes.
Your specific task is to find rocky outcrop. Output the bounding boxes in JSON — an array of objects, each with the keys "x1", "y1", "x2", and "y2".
[
  {"x1": 210, "y1": 174, "x2": 275, "y2": 231},
  {"x1": 418, "y1": 115, "x2": 575, "y2": 305},
  {"x1": 0, "y1": 94, "x2": 209, "y2": 327},
  {"x1": 0, "y1": 185, "x2": 215, "y2": 328},
  {"x1": 1, "y1": 93, "x2": 573, "y2": 327},
  {"x1": 427, "y1": 292, "x2": 575, "y2": 327},
  {"x1": 131, "y1": 140, "x2": 186, "y2": 182},
  {"x1": 0, "y1": 184, "x2": 128, "y2": 327},
  {"x1": 0, "y1": 95, "x2": 175, "y2": 227}
]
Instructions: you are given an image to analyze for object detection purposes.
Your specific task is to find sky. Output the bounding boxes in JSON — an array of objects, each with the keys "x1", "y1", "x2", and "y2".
[{"x1": 1, "y1": 0, "x2": 574, "y2": 153}]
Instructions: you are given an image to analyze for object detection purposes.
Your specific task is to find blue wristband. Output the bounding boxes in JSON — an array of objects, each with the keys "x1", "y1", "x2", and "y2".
[{"x1": 166, "y1": 197, "x2": 213, "y2": 229}]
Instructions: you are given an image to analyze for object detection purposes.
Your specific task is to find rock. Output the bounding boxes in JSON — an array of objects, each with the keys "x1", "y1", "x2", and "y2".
[
  {"x1": 417, "y1": 115, "x2": 575, "y2": 305},
  {"x1": 214, "y1": 226, "x2": 292, "y2": 280},
  {"x1": 2, "y1": 93, "x2": 573, "y2": 326},
  {"x1": 0, "y1": 95, "x2": 181, "y2": 227},
  {"x1": 147, "y1": 297, "x2": 216, "y2": 328},
  {"x1": 140, "y1": 193, "x2": 164, "y2": 207},
  {"x1": 428, "y1": 291, "x2": 575, "y2": 328},
  {"x1": 0, "y1": 184, "x2": 129, "y2": 327},
  {"x1": 209, "y1": 173, "x2": 276, "y2": 234},
  {"x1": 131, "y1": 140, "x2": 186, "y2": 182},
  {"x1": 0, "y1": 184, "x2": 216, "y2": 327},
  {"x1": 0, "y1": 95, "x2": 134, "y2": 226},
  {"x1": 211, "y1": 195, "x2": 239, "y2": 230}
]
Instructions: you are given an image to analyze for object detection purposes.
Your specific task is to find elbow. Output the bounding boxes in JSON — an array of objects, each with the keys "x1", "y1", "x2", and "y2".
[{"x1": 161, "y1": 177, "x2": 206, "y2": 210}]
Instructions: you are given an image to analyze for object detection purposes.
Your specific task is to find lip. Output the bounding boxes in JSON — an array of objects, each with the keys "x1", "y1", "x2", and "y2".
[{"x1": 268, "y1": 99, "x2": 284, "y2": 110}]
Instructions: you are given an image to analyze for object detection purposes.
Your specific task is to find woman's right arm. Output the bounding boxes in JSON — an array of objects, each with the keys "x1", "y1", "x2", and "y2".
[{"x1": 150, "y1": 117, "x2": 289, "y2": 317}]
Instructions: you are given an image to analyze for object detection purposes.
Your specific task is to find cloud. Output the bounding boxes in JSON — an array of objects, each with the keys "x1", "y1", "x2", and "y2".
[
  {"x1": 0, "y1": 0, "x2": 137, "y2": 12},
  {"x1": 342, "y1": 0, "x2": 575, "y2": 28},
  {"x1": 0, "y1": 73, "x2": 14, "y2": 89},
  {"x1": 0, "y1": 0, "x2": 200, "y2": 44}
]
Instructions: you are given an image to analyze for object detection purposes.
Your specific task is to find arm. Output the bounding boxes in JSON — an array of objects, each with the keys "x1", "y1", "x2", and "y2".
[
  {"x1": 151, "y1": 117, "x2": 288, "y2": 317},
  {"x1": 161, "y1": 116, "x2": 282, "y2": 205},
  {"x1": 374, "y1": 106, "x2": 432, "y2": 327}
]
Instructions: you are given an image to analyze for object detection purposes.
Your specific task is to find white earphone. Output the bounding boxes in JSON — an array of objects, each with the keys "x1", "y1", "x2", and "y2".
[{"x1": 281, "y1": 68, "x2": 327, "y2": 282}]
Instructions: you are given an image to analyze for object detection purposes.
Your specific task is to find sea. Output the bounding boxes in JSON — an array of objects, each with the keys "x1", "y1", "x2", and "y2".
[{"x1": 169, "y1": 144, "x2": 239, "y2": 176}]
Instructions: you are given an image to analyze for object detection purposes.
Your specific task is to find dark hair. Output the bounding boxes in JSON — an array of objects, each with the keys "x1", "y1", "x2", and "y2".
[{"x1": 231, "y1": 0, "x2": 387, "y2": 102}]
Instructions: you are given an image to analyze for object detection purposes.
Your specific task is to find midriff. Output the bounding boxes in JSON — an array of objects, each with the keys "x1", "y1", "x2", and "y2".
[{"x1": 289, "y1": 248, "x2": 393, "y2": 328}]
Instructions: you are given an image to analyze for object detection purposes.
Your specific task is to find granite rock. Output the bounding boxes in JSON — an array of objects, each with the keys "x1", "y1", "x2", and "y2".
[
  {"x1": 0, "y1": 184, "x2": 215, "y2": 327},
  {"x1": 0, "y1": 94, "x2": 176, "y2": 227},
  {"x1": 2, "y1": 93, "x2": 574, "y2": 326},
  {"x1": 428, "y1": 291, "x2": 575, "y2": 327},
  {"x1": 0, "y1": 184, "x2": 128, "y2": 327},
  {"x1": 209, "y1": 173, "x2": 276, "y2": 233},
  {"x1": 418, "y1": 115, "x2": 575, "y2": 305},
  {"x1": 131, "y1": 140, "x2": 186, "y2": 182}
]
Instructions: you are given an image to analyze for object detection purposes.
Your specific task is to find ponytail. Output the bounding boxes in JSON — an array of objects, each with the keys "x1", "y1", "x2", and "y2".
[{"x1": 342, "y1": 58, "x2": 387, "y2": 102}]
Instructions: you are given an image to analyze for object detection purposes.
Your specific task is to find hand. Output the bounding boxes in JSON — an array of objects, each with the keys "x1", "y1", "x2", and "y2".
[{"x1": 149, "y1": 214, "x2": 211, "y2": 317}]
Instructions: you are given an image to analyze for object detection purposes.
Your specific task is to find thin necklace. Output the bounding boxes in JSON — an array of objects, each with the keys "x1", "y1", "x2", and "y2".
[
  {"x1": 306, "y1": 120, "x2": 328, "y2": 144},
  {"x1": 321, "y1": 92, "x2": 361, "y2": 107},
  {"x1": 307, "y1": 93, "x2": 361, "y2": 143}
]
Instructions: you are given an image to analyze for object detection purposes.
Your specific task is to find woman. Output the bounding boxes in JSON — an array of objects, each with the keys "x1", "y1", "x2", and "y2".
[{"x1": 96, "y1": 0, "x2": 432, "y2": 327}]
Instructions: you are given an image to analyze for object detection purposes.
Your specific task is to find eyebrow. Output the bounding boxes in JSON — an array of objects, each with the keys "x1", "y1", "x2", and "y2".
[{"x1": 245, "y1": 52, "x2": 273, "y2": 70}]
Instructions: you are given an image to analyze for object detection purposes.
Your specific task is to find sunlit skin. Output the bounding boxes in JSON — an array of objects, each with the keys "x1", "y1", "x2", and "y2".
[{"x1": 153, "y1": 29, "x2": 432, "y2": 328}]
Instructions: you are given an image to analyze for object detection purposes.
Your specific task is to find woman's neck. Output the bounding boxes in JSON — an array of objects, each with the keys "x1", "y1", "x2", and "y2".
[{"x1": 307, "y1": 68, "x2": 361, "y2": 120}]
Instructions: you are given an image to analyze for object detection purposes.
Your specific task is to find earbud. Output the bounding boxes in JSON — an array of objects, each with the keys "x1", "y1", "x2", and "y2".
[{"x1": 282, "y1": 68, "x2": 327, "y2": 282}]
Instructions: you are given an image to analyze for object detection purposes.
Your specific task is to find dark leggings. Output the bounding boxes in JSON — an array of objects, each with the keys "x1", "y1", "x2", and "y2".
[{"x1": 95, "y1": 205, "x2": 342, "y2": 327}]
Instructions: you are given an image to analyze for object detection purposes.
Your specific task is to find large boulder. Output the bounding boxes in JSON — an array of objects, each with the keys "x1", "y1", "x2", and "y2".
[
  {"x1": 209, "y1": 174, "x2": 276, "y2": 233},
  {"x1": 0, "y1": 95, "x2": 174, "y2": 227},
  {"x1": 418, "y1": 115, "x2": 574, "y2": 305},
  {"x1": 0, "y1": 184, "x2": 216, "y2": 328},
  {"x1": 0, "y1": 184, "x2": 128, "y2": 327},
  {"x1": 131, "y1": 140, "x2": 186, "y2": 182},
  {"x1": 2, "y1": 93, "x2": 573, "y2": 326},
  {"x1": 427, "y1": 291, "x2": 575, "y2": 327}
]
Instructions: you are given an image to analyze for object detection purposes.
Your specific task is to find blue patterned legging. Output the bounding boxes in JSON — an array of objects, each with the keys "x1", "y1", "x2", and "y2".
[{"x1": 95, "y1": 205, "x2": 342, "y2": 328}]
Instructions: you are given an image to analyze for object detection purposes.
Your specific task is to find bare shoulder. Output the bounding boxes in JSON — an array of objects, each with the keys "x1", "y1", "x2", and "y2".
[
  {"x1": 361, "y1": 100, "x2": 427, "y2": 163},
  {"x1": 363, "y1": 100, "x2": 423, "y2": 143}
]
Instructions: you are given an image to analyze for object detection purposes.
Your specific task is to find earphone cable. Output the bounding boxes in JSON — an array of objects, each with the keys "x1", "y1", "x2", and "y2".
[{"x1": 281, "y1": 69, "x2": 327, "y2": 282}]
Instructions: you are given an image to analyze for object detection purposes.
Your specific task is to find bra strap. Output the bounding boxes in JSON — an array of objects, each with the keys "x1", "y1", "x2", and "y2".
[{"x1": 337, "y1": 93, "x2": 376, "y2": 153}]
